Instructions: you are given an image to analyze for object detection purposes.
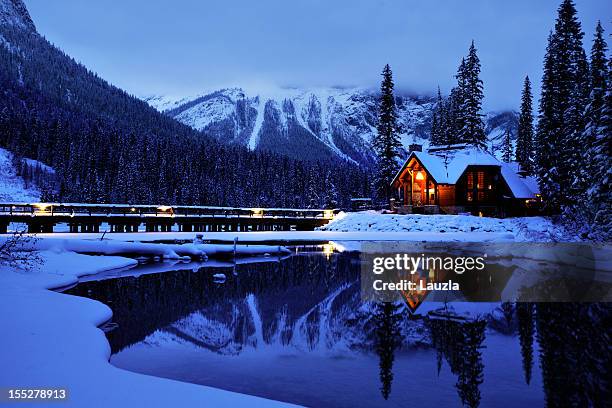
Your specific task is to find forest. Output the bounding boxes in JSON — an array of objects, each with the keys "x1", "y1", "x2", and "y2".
[{"x1": 0, "y1": 22, "x2": 371, "y2": 209}]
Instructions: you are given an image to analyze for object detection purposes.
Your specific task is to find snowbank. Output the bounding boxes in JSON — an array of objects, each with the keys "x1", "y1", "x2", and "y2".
[
  {"x1": 320, "y1": 211, "x2": 572, "y2": 242},
  {"x1": 34, "y1": 230, "x2": 515, "y2": 244},
  {"x1": 0, "y1": 251, "x2": 293, "y2": 407},
  {"x1": 3, "y1": 236, "x2": 292, "y2": 261}
]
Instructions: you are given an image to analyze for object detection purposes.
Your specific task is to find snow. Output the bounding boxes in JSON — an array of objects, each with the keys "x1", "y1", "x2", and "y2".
[
  {"x1": 0, "y1": 147, "x2": 41, "y2": 202},
  {"x1": 29, "y1": 230, "x2": 515, "y2": 245},
  {"x1": 0, "y1": 250, "x2": 294, "y2": 407},
  {"x1": 248, "y1": 96, "x2": 266, "y2": 150},
  {"x1": 144, "y1": 86, "x2": 435, "y2": 164},
  {"x1": 0, "y1": 0, "x2": 34, "y2": 30},
  {"x1": 320, "y1": 211, "x2": 572, "y2": 242},
  {"x1": 3, "y1": 235, "x2": 292, "y2": 261},
  {"x1": 500, "y1": 162, "x2": 540, "y2": 198},
  {"x1": 23, "y1": 156, "x2": 56, "y2": 174}
]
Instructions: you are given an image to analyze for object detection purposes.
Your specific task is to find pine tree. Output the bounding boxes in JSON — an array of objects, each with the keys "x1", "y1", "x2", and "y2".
[
  {"x1": 373, "y1": 64, "x2": 402, "y2": 201},
  {"x1": 501, "y1": 129, "x2": 513, "y2": 163},
  {"x1": 459, "y1": 41, "x2": 486, "y2": 148},
  {"x1": 535, "y1": 0, "x2": 588, "y2": 213},
  {"x1": 583, "y1": 22, "x2": 611, "y2": 239},
  {"x1": 431, "y1": 87, "x2": 444, "y2": 145},
  {"x1": 431, "y1": 110, "x2": 440, "y2": 145},
  {"x1": 586, "y1": 52, "x2": 611, "y2": 239},
  {"x1": 516, "y1": 76, "x2": 534, "y2": 174},
  {"x1": 453, "y1": 59, "x2": 467, "y2": 143}
]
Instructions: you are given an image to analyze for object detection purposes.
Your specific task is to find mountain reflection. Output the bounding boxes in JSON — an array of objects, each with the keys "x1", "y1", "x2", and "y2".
[{"x1": 66, "y1": 251, "x2": 610, "y2": 407}]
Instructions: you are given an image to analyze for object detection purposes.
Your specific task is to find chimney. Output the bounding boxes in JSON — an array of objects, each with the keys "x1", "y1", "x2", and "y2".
[{"x1": 409, "y1": 143, "x2": 422, "y2": 152}]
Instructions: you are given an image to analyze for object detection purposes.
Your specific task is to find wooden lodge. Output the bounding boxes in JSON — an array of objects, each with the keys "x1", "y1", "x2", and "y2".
[{"x1": 390, "y1": 144, "x2": 541, "y2": 217}]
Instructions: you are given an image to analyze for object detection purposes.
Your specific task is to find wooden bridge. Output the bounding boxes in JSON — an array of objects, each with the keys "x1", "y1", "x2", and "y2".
[{"x1": 0, "y1": 203, "x2": 338, "y2": 234}]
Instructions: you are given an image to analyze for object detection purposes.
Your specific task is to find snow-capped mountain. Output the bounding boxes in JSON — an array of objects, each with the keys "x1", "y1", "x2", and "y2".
[
  {"x1": 145, "y1": 87, "x2": 436, "y2": 166},
  {"x1": 145, "y1": 87, "x2": 518, "y2": 166}
]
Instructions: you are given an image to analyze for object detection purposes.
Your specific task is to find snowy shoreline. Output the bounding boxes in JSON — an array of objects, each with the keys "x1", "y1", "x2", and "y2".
[
  {"x1": 319, "y1": 211, "x2": 575, "y2": 242},
  {"x1": 0, "y1": 249, "x2": 293, "y2": 407}
]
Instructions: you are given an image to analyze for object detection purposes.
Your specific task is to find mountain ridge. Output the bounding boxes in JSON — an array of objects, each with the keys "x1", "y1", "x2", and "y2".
[{"x1": 145, "y1": 87, "x2": 518, "y2": 166}]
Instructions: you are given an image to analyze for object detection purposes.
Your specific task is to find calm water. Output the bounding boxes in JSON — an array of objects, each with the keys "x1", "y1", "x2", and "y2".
[{"x1": 66, "y1": 249, "x2": 610, "y2": 407}]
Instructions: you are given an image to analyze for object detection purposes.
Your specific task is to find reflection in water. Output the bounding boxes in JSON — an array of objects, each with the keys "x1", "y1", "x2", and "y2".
[
  {"x1": 373, "y1": 302, "x2": 402, "y2": 400},
  {"x1": 427, "y1": 313, "x2": 486, "y2": 408},
  {"x1": 535, "y1": 303, "x2": 610, "y2": 407},
  {"x1": 517, "y1": 302, "x2": 535, "y2": 385},
  {"x1": 66, "y1": 251, "x2": 610, "y2": 407}
]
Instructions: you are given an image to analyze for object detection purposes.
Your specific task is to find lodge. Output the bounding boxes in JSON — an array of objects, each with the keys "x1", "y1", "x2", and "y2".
[{"x1": 390, "y1": 144, "x2": 541, "y2": 217}]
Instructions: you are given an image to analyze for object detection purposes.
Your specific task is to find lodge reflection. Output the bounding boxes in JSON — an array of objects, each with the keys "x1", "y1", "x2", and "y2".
[{"x1": 66, "y1": 252, "x2": 610, "y2": 407}]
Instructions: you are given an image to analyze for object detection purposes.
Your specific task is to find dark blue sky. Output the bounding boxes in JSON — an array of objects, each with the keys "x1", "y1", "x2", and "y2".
[{"x1": 25, "y1": 0, "x2": 610, "y2": 110}]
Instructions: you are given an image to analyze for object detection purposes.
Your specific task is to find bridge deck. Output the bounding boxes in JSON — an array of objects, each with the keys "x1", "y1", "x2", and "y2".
[{"x1": 0, "y1": 203, "x2": 338, "y2": 233}]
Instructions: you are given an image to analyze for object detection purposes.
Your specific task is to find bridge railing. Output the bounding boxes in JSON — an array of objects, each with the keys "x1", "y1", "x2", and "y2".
[{"x1": 0, "y1": 203, "x2": 338, "y2": 220}]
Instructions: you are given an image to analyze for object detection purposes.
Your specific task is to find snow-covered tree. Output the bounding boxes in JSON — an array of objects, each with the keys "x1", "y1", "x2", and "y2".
[
  {"x1": 585, "y1": 41, "x2": 611, "y2": 239},
  {"x1": 501, "y1": 129, "x2": 513, "y2": 163},
  {"x1": 322, "y1": 170, "x2": 339, "y2": 208},
  {"x1": 430, "y1": 87, "x2": 445, "y2": 145},
  {"x1": 373, "y1": 64, "x2": 402, "y2": 201},
  {"x1": 516, "y1": 76, "x2": 534, "y2": 174},
  {"x1": 536, "y1": 0, "x2": 589, "y2": 213},
  {"x1": 458, "y1": 42, "x2": 486, "y2": 148}
]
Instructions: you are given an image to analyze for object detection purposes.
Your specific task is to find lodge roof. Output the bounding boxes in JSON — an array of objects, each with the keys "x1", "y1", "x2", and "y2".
[{"x1": 391, "y1": 146, "x2": 540, "y2": 199}]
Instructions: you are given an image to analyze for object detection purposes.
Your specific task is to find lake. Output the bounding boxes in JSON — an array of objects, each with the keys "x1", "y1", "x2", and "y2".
[{"x1": 65, "y1": 247, "x2": 610, "y2": 407}]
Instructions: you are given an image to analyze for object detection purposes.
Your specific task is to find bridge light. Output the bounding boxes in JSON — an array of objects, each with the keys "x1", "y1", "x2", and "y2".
[
  {"x1": 251, "y1": 208, "x2": 263, "y2": 218},
  {"x1": 33, "y1": 203, "x2": 50, "y2": 212},
  {"x1": 157, "y1": 205, "x2": 172, "y2": 212},
  {"x1": 130, "y1": 207, "x2": 136, "y2": 212},
  {"x1": 324, "y1": 210, "x2": 334, "y2": 219}
]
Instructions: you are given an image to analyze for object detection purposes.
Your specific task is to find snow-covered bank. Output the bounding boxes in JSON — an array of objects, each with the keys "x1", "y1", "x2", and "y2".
[
  {"x1": 0, "y1": 253, "x2": 293, "y2": 407},
  {"x1": 320, "y1": 211, "x2": 573, "y2": 242},
  {"x1": 2, "y1": 236, "x2": 292, "y2": 261},
  {"x1": 34, "y1": 230, "x2": 515, "y2": 243}
]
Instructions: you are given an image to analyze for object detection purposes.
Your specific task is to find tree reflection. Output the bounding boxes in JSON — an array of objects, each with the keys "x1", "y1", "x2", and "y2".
[
  {"x1": 427, "y1": 314, "x2": 486, "y2": 407},
  {"x1": 373, "y1": 302, "x2": 402, "y2": 399},
  {"x1": 536, "y1": 303, "x2": 610, "y2": 407},
  {"x1": 516, "y1": 302, "x2": 534, "y2": 385}
]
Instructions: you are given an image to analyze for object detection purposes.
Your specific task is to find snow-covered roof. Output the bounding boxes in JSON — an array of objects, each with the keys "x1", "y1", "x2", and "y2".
[{"x1": 392, "y1": 146, "x2": 539, "y2": 199}]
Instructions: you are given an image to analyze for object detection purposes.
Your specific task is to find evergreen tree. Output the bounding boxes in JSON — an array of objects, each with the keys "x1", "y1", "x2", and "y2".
[
  {"x1": 584, "y1": 22, "x2": 611, "y2": 239},
  {"x1": 501, "y1": 129, "x2": 513, "y2": 163},
  {"x1": 535, "y1": 0, "x2": 589, "y2": 213},
  {"x1": 458, "y1": 42, "x2": 486, "y2": 148},
  {"x1": 516, "y1": 76, "x2": 534, "y2": 174},
  {"x1": 453, "y1": 59, "x2": 468, "y2": 143},
  {"x1": 373, "y1": 64, "x2": 402, "y2": 201},
  {"x1": 322, "y1": 170, "x2": 339, "y2": 208},
  {"x1": 431, "y1": 87, "x2": 444, "y2": 145}
]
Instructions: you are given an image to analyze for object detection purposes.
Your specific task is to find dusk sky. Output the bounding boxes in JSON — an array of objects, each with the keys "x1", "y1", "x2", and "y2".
[{"x1": 25, "y1": 0, "x2": 610, "y2": 110}]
